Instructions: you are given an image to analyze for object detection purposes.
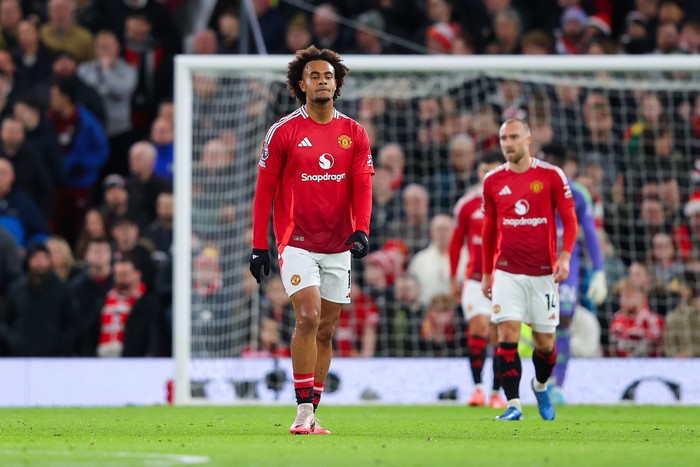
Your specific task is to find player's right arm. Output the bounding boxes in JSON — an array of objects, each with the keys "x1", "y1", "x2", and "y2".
[{"x1": 250, "y1": 130, "x2": 286, "y2": 283}]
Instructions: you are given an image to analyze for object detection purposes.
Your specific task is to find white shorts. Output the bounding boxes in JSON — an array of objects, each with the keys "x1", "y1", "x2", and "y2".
[
  {"x1": 461, "y1": 279, "x2": 492, "y2": 321},
  {"x1": 279, "y1": 245, "x2": 351, "y2": 304},
  {"x1": 490, "y1": 270, "x2": 559, "y2": 333}
]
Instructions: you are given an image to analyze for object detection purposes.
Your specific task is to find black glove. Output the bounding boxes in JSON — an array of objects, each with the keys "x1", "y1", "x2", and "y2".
[
  {"x1": 344, "y1": 230, "x2": 369, "y2": 259},
  {"x1": 249, "y1": 248, "x2": 270, "y2": 284}
]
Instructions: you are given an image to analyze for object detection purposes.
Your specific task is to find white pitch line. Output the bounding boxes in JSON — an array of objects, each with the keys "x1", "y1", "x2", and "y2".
[{"x1": 0, "y1": 450, "x2": 210, "y2": 465}]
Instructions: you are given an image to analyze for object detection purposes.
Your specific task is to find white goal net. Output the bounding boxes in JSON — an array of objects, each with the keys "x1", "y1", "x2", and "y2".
[{"x1": 174, "y1": 55, "x2": 700, "y2": 404}]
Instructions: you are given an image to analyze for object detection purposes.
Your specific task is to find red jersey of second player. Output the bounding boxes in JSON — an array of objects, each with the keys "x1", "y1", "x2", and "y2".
[
  {"x1": 452, "y1": 187, "x2": 485, "y2": 281},
  {"x1": 482, "y1": 158, "x2": 574, "y2": 276},
  {"x1": 259, "y1": 107, "x2": 374, "y2": 253}
]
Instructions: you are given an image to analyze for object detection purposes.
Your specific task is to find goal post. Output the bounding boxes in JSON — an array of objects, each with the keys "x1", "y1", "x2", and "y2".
[{"x1": 174, "y1": 54, "x2": 700, "y2": 405}]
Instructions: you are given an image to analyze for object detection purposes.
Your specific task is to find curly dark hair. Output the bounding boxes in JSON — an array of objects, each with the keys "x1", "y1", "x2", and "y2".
[{"x1": 286, "y1": 45, "x2": 349, "y2": 106}]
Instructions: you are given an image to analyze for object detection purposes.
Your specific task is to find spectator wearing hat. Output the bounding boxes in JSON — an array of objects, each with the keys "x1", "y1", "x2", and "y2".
[
  {"x1": 47, "y1": 78, "x2": 109, "y2": 245},
  {"x1": 555, "y1": 6, "x2": 589, "y2": 54},
  {"x1": 425, "y1": 21, "x2": 461, "y2": 54},
  {"x1": 12, "y1": 20, "x2": 56, "y2": 96},
  {"x1": 0, "y1": 116, "x2": 53, "y2": 217},
  {"x1": 621, "y1": 10, "x2": 654, "y2": 54},
  {"x1": 13, "y1": 95, "x2": 63, "y2": 187},
  {"x1": 127, "y1": 141, "x2": 171, "y2": 227},
  {"x1": 0, "y1": 157, "x2": 49, "y2": 249},
  {"x1": 99, "y1": 173, "x2": 143, "y2": 230},
  {"x1": 40, "y1": 0, "x2": 94, "y2": 63},
  {"x1": 0, "y1": 241, "x2": 76, "y2": 356}
]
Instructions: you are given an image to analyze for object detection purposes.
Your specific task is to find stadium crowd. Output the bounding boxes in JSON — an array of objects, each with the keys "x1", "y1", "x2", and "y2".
[{"x1": 0, "y1": 0, "x2": 699, "y2": 360}]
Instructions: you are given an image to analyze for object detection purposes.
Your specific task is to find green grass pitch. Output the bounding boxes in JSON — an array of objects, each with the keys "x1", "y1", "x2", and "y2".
[{"x1": 0, "y1": 405, "x2": 698, "y2": 466}]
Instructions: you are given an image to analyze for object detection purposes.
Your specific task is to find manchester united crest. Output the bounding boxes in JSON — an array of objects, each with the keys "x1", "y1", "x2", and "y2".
[
  {"x1": 290, "y1": 274, "x2": 301, "y2": 286},
  {"x1": 493, "y1": 304, "x2": 501, "y2": 314},
  {"x1": 530, "y1": 180, "x2": 544, "y2": 194},
  {"x1": 338, "y1": 135, "x2": 352, "y2": 149}
]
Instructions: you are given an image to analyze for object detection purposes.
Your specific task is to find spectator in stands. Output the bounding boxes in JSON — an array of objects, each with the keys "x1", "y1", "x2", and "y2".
[
  {"x1": 96, "y1": 253, "x2": 164, "y2": 357},
  {"x1": 40, "y1": 0, "x2": 94, "y2": 63},
  {"x1": 12, "y1": 20, "x2": 55, "y2": 95},
  {"x1": 127, "y1": 141, "x2": 171, "y2": 226},
  {"x1": 73, "y1": 207, "x2": 109, "y2": 261},
  {"x1": 0, "y1": 0, "x2": 22, "y2": 51},
  {"x1": 621, "y1": 10, "x2": 654, "y2": 54},
  {"x1": 110, "y1": 214, "x2": 156, "y2": 290},
  {"x1": 284, "y1": 13, "x2": 312, "y2": 55},
  {"x1": 77, "y1": 29, "x2": 138, "y2": 176},
  {"x1": 335, "y1": 276, "x2": 379, "y2": 358},
  {"x1": 425, "y1": 21, "x2": 461, "y2": 54},
  {"x1": 0, "y1": 49, "x2": 27, "y2": 120},
  {"x1": 149, "y1": 116, "x2": 173, "y2": 182},
  {"x1": 122, "y1": 12, "x2": 174, "y2": 135},
  {"x1": 386, "y1": 183, "x2": 431, "y2": 257},
  {"x1": 47, "y1": 78, "x2": 109, "y2": 245},
  {"x1": 625, "y1": 91, "x2": 669, "y2": 155},
  {"x1": 46, "y1": 50, "x2": 106, "y2": 126},
  {"x1": 363, "y1": 249, "x2": 395, "y2": 318},
  {"x1": 521, "y1": 29, "x2": 553, "y2": 54},
  {"x1": 407, "y1": 213, "x2": 452, "y2": 306},
  {"x1": 380, "y1": 272, "x2": 425, "y2": 357},
  {"x1": 432, "y1": 134, "x2": 479, "y2": 213},
  {"x1": 46, "y1": 235, "x2": 81, "y2": 282},
  {"x1": 99, "y1": 174, "x2": 140, "y2": 230},
  {"x1": 419, "y1": 293, "x2": 462, "y2": 357},
  {"x1": 654, "y1": 21, "x2": 681, "y2": 54},
  {"x1": 351, "y1": 9, "x2": 395, "y2": 55},
  {"x1": 0, "y1": 225, "x2": 21, "y2": 303},
  {"x1": 486, "y1": 78, "x2": 527, "y2": 123},
  {"x1": 246, "y1": 0, "x2": 286, "y2": 54},
  {"x1": 609, "y1": 278, "x2": 664, "y2": 357},
  {"x1": 0, "y1": 116, "x2": 53, "y2": 217},
  {"x1": 528, "y1": 91, "x2": 554, "y2": 155},
  {"x1": 69, "y1": 236, "x2": 113, "y2": 355},
  {"x1": 555, "y1": 6, "x2": 589, "y2": 54},
  {"x1": 679, "y1": 20, "x2": 700, "y2": 53},
  {"x1": 650, "y1": 232, "x2": 684, "y2": 285},
  {"x1": 215, "y1": 9, "x2": 240, "y2": 54},
  {"x1": 0, "y1": 241, "x2": 75, "y2": 356},
  {"x1": 663, "y1": 270, "x2": 700, "y2": 357},
  {"x1": 143, "y1": 189, "x2": 172, "y2": 264},
  {"x1": 369, "y1": 166, "x2": 402, "y2": 252},
  {"x1": 659, "y1": 0, "x2": 685, "y2": 26},
  {"x1": 189, "y1": 29, "x2": 218, "y2": 55},
  {"x1": 0, "y1": 157, "x2": 48, "y2": 249},
  {"x1": 13, "y1": 95, "x2": 63, "y2": 187},
  {"x1": 81, "y1": 0, "x2": 181, "y2": 55},
  {"x1": 311, "y1": 3, "x2": 355, "y2": 54},
  {"x1": 580, "y1": 91, "x2": 622, "y2": 190},
  {"x1": 485, "y1": 8, "x2": 522, "y2": 54},
  {"x1": 191, "y1": 246, "x2": 233, "y2": 357}
]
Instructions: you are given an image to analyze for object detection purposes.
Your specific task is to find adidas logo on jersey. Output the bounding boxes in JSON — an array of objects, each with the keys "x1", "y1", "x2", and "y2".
[
  {"x1": 498, "y1": 185, "x2": 512, "y2": 196},
  {"x1": 298, "y1": 137, "x2": 312, "y2": 147}
]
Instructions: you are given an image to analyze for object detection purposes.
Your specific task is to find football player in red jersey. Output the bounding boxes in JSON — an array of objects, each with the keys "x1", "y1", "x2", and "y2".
[
  {"x1": 249, "y1": 46, "x2": 374, "y2": 434},
  {"x1": 449, "y1": 150, "x2": 507, "y2": 409},
  {"x1": 481, "y1": 119, "x2": 578, "y2": 421}
]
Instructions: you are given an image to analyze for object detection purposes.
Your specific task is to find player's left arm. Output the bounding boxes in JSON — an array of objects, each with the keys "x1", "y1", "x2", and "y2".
[
  {"x1": 553, "y1": 170, "x2": 578, "y2": 283},
  {"x1": 346, "y1": 124, "x2": 374, "y2": 257}
]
